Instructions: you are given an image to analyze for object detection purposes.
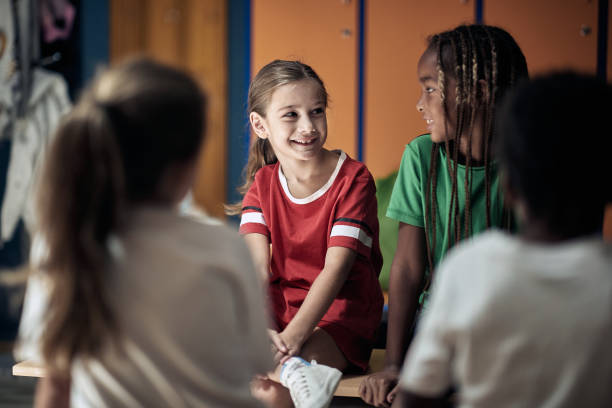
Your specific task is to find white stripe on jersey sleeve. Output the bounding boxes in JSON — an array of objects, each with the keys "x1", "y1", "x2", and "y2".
[
  {"x1": 240, "y1": 212, "x2": 267, "y2": 227},
  {"x1": 330, "y1": 225, "x2": 372, "y2": 248}
]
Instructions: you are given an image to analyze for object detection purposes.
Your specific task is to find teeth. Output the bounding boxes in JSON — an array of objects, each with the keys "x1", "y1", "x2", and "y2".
[{"x1": 426, "y1": 119, "x2": 433, "y2": 124}]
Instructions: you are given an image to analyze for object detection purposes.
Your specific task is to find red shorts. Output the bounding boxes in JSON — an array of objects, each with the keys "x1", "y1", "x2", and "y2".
[{"x1": 274, "y1": 310, "x2": 380, "y2": 373}]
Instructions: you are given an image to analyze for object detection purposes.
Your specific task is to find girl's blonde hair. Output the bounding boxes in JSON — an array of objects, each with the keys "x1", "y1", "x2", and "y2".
[
  {"x1": 36, "y1": 58, "x2": 206, "y2": 372},
  {"x1": 225, "y1": 60, "x2": 328, "y2": 215}
]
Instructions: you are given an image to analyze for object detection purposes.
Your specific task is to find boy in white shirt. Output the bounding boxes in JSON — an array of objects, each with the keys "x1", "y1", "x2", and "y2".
[{"x1": 393, "y1": 72, "x2": 612, "y2": 408}]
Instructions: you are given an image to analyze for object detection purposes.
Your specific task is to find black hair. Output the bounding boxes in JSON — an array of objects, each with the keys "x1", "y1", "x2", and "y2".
[{"x1": 496, "y1": 72, "x2": 612, "y2": 238}]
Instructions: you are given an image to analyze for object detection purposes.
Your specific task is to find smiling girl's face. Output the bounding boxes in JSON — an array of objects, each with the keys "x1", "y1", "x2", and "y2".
[{"x1": 250, "y1": 79, "x2": 327, "y2": 164}]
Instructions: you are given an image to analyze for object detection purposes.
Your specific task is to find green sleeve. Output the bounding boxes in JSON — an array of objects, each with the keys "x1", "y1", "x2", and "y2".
[{"x1": 386, "y1": 143, "x2": 425, "y2": 227}]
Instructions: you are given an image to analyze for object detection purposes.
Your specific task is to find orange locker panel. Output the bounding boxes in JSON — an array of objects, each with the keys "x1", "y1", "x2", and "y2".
[
  {"x1": 110, "y1": 0, "x2": 227, "y2": 218},
  {"x1": 251, "y1": 0, "x2": 358, "y2": 157},
  {"x1": 485, "y1": 0, "x2": 599, "y2": 76},
  {"x1": 364, "y1": 0, "x2": 474, "y2": 179},
  {"x1": 487, "y1": 1, "x2": 610, "y2": 240}
]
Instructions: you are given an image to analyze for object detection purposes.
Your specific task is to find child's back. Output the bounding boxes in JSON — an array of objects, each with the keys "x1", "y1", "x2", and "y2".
[
  {"x1": 94, "y1": 208, "x2": 269, "y2": 406},
  {"x1": 20, "y1": 208, "x2": 271, "y2": 406},
  {"x1": 401, "y1": 230, "x2": 612, "y2": 406}
]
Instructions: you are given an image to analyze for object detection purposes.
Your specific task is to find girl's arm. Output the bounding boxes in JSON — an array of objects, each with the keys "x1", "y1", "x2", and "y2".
[
  {"x1": 243, "y1": 233, "x2": 272, "y2": 284},
  {"x1": 280, "y1": 246, "x2": 356, "y2": 356},
  {"x1": 243, "y1": 232, "x2": 290, "y2": 361},
  {"x1": 386, "y1": 223, "x2": 427, "y2": 370},
  {"x1": 35, "y1": 373, "x2": 70, "y2": 408}
]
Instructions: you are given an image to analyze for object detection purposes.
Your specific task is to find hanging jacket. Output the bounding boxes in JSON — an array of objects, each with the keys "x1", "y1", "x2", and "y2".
[{"x1": 1, "y1": 68, "x2": 70, "y2": 246}]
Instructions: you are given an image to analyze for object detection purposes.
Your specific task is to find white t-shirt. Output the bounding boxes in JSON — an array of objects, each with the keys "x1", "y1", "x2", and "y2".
[
  {"x1": 16, "y1": 206, "x2": 273, "y2": 407},
  {"x1": 400, "y1": 230, "x2": 612, "y2": 408}
]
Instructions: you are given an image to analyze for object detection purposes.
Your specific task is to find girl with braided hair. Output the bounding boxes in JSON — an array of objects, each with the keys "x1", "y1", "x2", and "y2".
[{"x1": 360, "y1": 24, "x2": 527, "y2": 407}]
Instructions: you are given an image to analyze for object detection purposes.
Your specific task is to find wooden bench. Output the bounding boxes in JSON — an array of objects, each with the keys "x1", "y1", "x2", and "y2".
[
  {"x1": 13, "y1": 360, "x2": 46, "y2": 377},
  {"x1": 334, "y1": 348, "x2": 385, "y2": 397},
  {"x1": 14, "y1": 349, "x2": 387, "y2": 398}
]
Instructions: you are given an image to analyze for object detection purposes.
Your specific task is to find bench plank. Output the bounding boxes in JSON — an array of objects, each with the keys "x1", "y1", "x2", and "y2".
[
  {"x1": 13, "y1": 360, "x2": 46, "y2": 378},
  {"x1": 14, "y1": 349, "x2": 388, "y2": 397},
  {"x1": 335, "y1": 349, "x2": 385, "y2": 397}
]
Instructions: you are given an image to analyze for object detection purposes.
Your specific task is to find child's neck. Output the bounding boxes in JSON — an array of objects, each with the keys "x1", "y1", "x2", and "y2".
[
  {"x1": 447, "y1": 140, "x2": 486, "y2": 166},
  {"x1": 279, "y1": 149, "x2": 339, "y2": 199},
  {"x1": 457, "y1": 116, "x2": 485, "y2": 164}
]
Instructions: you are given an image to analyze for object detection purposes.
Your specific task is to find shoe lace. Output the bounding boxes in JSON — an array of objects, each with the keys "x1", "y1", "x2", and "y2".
[{"x1": 287, "y1": 366, "x2": 312, "y2": 405}]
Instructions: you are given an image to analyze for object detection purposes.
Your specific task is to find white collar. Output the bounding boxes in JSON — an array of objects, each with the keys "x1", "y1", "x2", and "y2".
[{"x1": 278, "y1": 150, "x2": 346, "y2": 204}]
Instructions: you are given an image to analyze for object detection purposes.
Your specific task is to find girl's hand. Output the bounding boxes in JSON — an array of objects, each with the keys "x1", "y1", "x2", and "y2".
[
  {"x1": 358, "y1": 367, "x2": 400, "y2": 407},
  {"x1": 277, "y1": 327, "x2": 308, "y2": 364},
  {"x1": 267, "y1": 329, "x2": 289, "y2": 364}
]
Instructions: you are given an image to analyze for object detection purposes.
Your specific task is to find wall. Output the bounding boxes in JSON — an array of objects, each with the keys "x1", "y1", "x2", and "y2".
[
  {"x1": 246, "y1": 0, "x2": 612, "y2": 239},
  {"x1": 110, "y1": 0, "x2": 227, "y2": 218},
  {"x1": 251, "y1": 0, "x2": 359, "y2": 158},
  {"x1": 106, "y1": 1, "x2": 611, "y2": 237}
]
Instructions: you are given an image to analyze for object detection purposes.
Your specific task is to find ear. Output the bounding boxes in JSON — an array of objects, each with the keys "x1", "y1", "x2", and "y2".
[{"x1": 249, "y1": 112, "x2": 268, "y2": 139}]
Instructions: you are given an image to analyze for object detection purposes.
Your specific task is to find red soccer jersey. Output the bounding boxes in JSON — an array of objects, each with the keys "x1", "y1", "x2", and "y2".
[{"x1": 240, "y1": 151, "x2": 383, "y2": 370}]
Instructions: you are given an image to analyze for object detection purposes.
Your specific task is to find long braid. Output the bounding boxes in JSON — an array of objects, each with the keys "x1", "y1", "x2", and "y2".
[
  {"x1": 423, "y1": 35, "x2": 451, "y2": 291},
  {"x1": 423, "y1": 35, "x2": 442, "y2": 285},
  {"x1": 474, "y1": 26, "x2": 493, "y2": 229},
  {"x1": 444, "y1": 33, "x2": 458, "y2": 247},
  {"x1": 500, "y1": 33, "x2": 514, "y2": 233},
  {"x1": 483, "y1": 26, "x2": 499, "y2": 228},
  {"x1": 438, "y1": 34, "x2": 459, "y2": 248},
  {"x1": 452, "y1": 27, "x2": 470, "y2": 244},
  {"x1": 438, "y1": 35, "x2": 455, "y2": 182},
  {"x1": 463, "y1": 26, "x2": 481, "y2": 238},
  {"x1": 424, "y1": 143, "x2": 439, "y2": 281}
]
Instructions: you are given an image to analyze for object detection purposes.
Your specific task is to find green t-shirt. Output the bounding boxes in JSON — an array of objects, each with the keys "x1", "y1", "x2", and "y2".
[{"x1": 387, "y1": 134, "x2": 507, "y2": 269}]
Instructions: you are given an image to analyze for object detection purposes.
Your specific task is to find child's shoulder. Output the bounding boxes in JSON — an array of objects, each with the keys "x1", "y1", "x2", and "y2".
[
  {"x1": 394, "y1": 134, "x2": 435, "y2": 175},
  {"x1": 406, "y1": 133, "x2": 433, "y2": 154},
  {"x1": 177, "y1": 215, "x2": 259, "y2": 278},
  {"x1": 174, "y1": 214, "x2": 245, "y2": 253},
  {"x1": 447, "y1": 229, "x2": 512, "y2": 259},
  {"x1": 250, "y1": 161, "x2": 279, "y2": 188},
  {"x1": 132, "y1": 207, "x2": 252, "y2": 272},
  {"x1": 337, "y1": 150, "x2": 374, "y2": 182},
  {"x1": 437, "y1": 230, "x2": 513, "y2": 278}
]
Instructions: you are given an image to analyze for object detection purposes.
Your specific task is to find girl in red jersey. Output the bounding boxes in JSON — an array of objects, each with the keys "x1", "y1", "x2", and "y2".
[{"x1": 227, "y1": 60, "x2": 383, "y2": 408}]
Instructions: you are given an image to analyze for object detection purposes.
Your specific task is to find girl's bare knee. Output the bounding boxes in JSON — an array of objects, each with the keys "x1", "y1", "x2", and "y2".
[{"x1": 300, "y1": 327, "x2": 349, "y2": 371}]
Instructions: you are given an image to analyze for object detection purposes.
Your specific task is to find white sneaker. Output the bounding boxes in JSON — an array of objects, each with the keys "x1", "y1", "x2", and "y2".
[{"x1": 280, "y1": 357, "x2": 342, "y2": 408}]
